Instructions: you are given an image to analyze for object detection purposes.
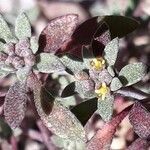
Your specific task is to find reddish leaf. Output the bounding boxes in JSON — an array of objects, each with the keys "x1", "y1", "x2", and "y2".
[
  {"x1": 4, "y1": 82, "x2": 28, "y2": 129},
  {"x1": 127, "y1": 138, "x2": 150, "y2": 150},
  {"x1": 129, "y1": 102, "x2": 150, "y2": 139},
  {"x1": 87, "y1": 105, "x2": 131, "y2": 150},
  {"x1": 72, "y1": 16, "x2": 103, "y2": 44},
  {"x1": 39, "y1": 14, "x2": 78, "y2": 54}
]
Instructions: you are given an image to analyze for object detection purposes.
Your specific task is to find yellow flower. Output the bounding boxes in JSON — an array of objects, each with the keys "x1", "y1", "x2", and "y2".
[
  {"x1": 95, "y1": 82, "x2": 109, "y2": 100},
  {"x1": 90, "y1": 57, "x2": 105, "y2": 70}
]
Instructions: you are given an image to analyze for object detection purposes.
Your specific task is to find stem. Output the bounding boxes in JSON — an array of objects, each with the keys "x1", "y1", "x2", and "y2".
[{"x1": 115, "y1": 87, "x2": 150, "y2": 100}]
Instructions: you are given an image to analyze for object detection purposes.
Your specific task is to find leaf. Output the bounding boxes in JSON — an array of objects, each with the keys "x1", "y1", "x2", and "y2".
[
  {"x1": 87, "y1": 105, "x2": 131, "y2": 150},
  {"x1": 103, "y1": 37, "x2": 119, "y2": 66},
  {"x1": 27, "y1": 73, "x2": 86, "y2": 142},
  {"x1": 82, "y1": 46, "x2": 94, "y2": 68},
  {"x1": 35, "y1": 53, "x2": 65, "y2": 73},
  {"x1": 16, "y1": 66, "x2": 31, "y2": 83},
  {"x1": 107, "y1": 66, "x2": 115, "y2": 77},
  {"x1": 127, "y1": 138, "x2": 150, "y2": 150},
  {"x1": 0, "y1": 69, "x2": 10, "y2": 79},
  {"x1": 60, "y1": 55, "x2": 85, "y2": 73},
  {"x1": 30, "y1": 36, "x2": 39, "y2": 54},
  {"x1": 97, "y1": 94, "x2": 114, "y2": 121},
  {"x1": 39, "y1": 14, "x2": 78, "y2": 53},
  {"x1": 4, "y1": 82, "x2": 28, "y2": 129},
  {"x1": 0, "y1": 14, "x2": 16, "y2": 42},
  {"x1": 129, "y1": 102, "x2": 150, "y2": 139},
  {"x1": 110, "y1": 77, "x2": 123, "y2": 91},
  {"x1": 119, "y1": 63, "x2": 146, "y2": 86},
  {"x1": 0, "y1": 42, "x2": 4, "y2": 52},
  {"x1": 92, "y1": 22, "x2": 111, "y2": 56},
  {"x1": 72, "y1": 16, "x2": 103, "y2": 44},
  {"x1": 72, "y1": 16, "x2": 139, "y2": 45},
  {"x1": 0, "y1": 118, "x2": 12, "y2": 139},
  {"x1": 71, "y1": 98, "x2": 97, "y2": 126},
  {"x1": 103, "y1": 16, "x2": 140, "y2": 38},
  {"x1": 61, "y1": 82, "x2": 76, "y2": 98},
  {"x1": 75, "y1": 80, "x2": 95, "y2": 98},
  {"x1": 15, "y1": 13, "x2": 31, "y2": 39}
]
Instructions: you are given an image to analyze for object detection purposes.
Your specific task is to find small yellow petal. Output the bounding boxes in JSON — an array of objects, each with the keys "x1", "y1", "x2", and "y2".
[
  {"x1": 95, "y1": 82, "x2": 109, "y2": 100},
  {"x1": 90, "y1": 57, "x2": 105, "y2": 70}
]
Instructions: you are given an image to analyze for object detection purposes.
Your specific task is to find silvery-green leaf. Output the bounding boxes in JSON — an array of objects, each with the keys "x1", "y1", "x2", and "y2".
[
  {"x1": 110, "y1": 77, "x2": 123, "y2": 91},
  {"x1": 25, "y1": 6, "x2": 40, "y2": 23},
  {"x1": 51, "y1": 135, "x2": 86, "y2": 150},
  {"x1": 61, "y1": 82, "x2": 76, "y2": 98},
  {"x1": 119, "y1": 63, "x2": 146, "y2": 86},
  {"x1": 0, "y1": 69, "x2": 10, "y2": 79},
  {"x1": 30, "y1": 36, "x2": 39, "y2": 54},
  {"x1": 104, "y1": 37, "x2": 119, "y2": 66},
  {"x1": 1, "y1": 64, "x2": 15, "y2": 72},
  {"x1": 82, "y1": 46, "x2": 94, "y2": 68},
  {"x1": 15, "y1": 13, "x2": 31, "y2": 39},
  {"x1": 75, "y1": 80, "x2": 95, "y2": 98},
  {"x1": 0, "y1": 14, "x2": 16, "y2": 42},
  {"x1": 60, "y1": 55, "x2": 85, "y2": 74},
  {"x1": 35, "y1": 53, "x2": 65, "y2": 73},
  {"x1": 97, "y1": 94, "x2": 114, "y2": 121},
  {"x1": 0, "y1": 42, "x2": 4, "y2": 52},
  {"x1": 16, "y1": 67, "x2": 31, "y2": 83},
  {"x1": 107, "y1": 66, "x2": 115, "y2": 77},
  {"x1": 27, "y1": 73, "x2": 86, "y2": 142}
]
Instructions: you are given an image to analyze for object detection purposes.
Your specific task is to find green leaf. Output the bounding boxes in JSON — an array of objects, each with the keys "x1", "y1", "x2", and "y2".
[
  {"x1": 16, "y1": 67, "x2": 31, "y2": 83},
  {"x1": 60, "y1": 55, "x2": 85, "y2": 74},
  {"x1": 82, "y1": 46, "x2": 94, "y2": 68},
  {"x1": 15, "y1": 13, "x2": 31, "y2": 39},
  {"x1": 71, "y1": 98, "x2": 97, "y2": 126},
  {"x1": 75, "y1": 80, "x2": 95, "y2": 98},
  {"x1": 104, "y1": 37, "x2": 119, "y2": 66},
  {"x1": 0, "y1": 42, "x2": 4, "y2": 52},
  {"x1": 61, "y1": 82, "x2": 76, "y2": 98},
  {"x1": 103, "y1": 16, "x2": 140, "y2": 38},
  {"x1": 97, "y1": 94, "x2": 114, "y2": 121},
  {"x1": 0, "y1": 14, "x2": 16, "y2": 42},
  {"x1": 107, "y1": 66, "x2": 115, "y2": 77},
  {"x1": 110, "y1": 77, "x2": 123, "y2": 91},
  {"x1": 119, "y1": 63, "x2": 146, "y2": 86},
  {"x1": 0, "y1": 118, "x2": 12, "y2": 139},
  {"x1": 35, "y1": 53, "x2": 65, "y2": 73},
  {"x1": 0, "y1": 69, "x2": 10, "y2": 79},
  {"x1": 30, "y1": 36, "x2": 39, "y2": 54},
  {"x1": 27, "y1": 73, "x2": 86, "y2": 142}
]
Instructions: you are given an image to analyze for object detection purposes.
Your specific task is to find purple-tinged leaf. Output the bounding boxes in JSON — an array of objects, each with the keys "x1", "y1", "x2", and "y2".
[
  {"x1": 27, "y1": 73, "x2": 86, "y2": 142},
  {"x1": 4, "y1": 82, "x2": 28, "y2": 129},
  {"x1": 127, "y1": 138, "x2": 150, "y2": 150},
  {"x1": 39, "y1": 14, "x2": 78, "y2": 54},
  {"x1": 92, "y1": 22, "x2": 111, "y2": 56},
  {"x1": 129, "y1": 102, "x2": 150, "y2": 139},
  {"x1": 87, "y1": 105, "x2": 131, "y2": 150}
]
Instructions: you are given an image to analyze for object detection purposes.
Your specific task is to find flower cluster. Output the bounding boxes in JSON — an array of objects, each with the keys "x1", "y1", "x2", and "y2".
[{"x1": 61, "y1": 38, "x2": 146, "y2": 121}]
